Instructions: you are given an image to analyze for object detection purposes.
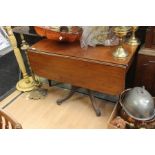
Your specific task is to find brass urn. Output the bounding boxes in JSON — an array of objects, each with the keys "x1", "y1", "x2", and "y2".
[{"x1": 113, "y1": 26, "x2": 130, "y2": 59}]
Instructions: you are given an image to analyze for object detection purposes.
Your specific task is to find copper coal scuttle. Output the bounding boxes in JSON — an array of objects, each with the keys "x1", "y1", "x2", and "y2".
[{"x1": 111, "y1": 87, "x2": 155, "y2": 129}]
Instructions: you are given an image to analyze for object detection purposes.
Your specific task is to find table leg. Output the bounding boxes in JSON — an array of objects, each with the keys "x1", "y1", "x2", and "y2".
[
  {"x1": 56, "y1": 86, "x2": 101, "y2": 117},
  {"x1": 87, "y1": 90, "x2": 101, "y2": 117},
  {"x1": 56, "y1": 86, "x2": 79, "y2": 105},
  {"x1": 48, "y1": 80, "x2": 61, "y2": 87},
  {"x1": 48, "y1": 80, "x2": 52, "y2": 87}
]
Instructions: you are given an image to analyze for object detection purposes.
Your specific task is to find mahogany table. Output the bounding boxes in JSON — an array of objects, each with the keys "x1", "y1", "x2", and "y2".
[{"x1": 28, "y1": 39, "x2": 138, "y2": 116}]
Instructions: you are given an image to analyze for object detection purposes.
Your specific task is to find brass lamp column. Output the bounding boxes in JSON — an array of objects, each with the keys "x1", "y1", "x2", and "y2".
[
  {"x1": 127, "y1": 26, "x2": 140, "y2": 46},
  {"x1": 19, "y1": 32, "x2": 47, "y2": 100},
  {"x1": 5, "y1": 26, "x2": 35, "y2": 92},
  {"x1": 20, "y1": 33, "x2": 40, "y2": 87}
]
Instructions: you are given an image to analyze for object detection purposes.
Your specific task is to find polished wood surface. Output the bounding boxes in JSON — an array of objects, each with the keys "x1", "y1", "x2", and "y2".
[
  {"x1": 31, "y1": 39, "x2": 137, "y2": 67},
  {"x1": 28, "y1": 39, "x2": 138, "y2": 95},
  {"x1": 28, "y1": 52, "x2": 125, "y2": 95}
]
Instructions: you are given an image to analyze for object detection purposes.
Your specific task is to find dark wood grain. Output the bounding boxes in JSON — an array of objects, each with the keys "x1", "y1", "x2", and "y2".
[
  {"x1": 135, "y1": 48, "x2": 155, "y2": 96},
  {"x1": 145, "y1": 26, "x2": 155, "y2": 49}
]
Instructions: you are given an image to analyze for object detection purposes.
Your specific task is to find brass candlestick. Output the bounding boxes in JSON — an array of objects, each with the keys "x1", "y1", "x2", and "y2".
[
  {"x1": 5, "y1": 26, "x2": 35, "y2": 92},
  {"x1": 127, "y1": 26, "x2": 140, "y2": 46},
  {"x1": 113, "y1": 26, "x2": 130, "y2": 59}
]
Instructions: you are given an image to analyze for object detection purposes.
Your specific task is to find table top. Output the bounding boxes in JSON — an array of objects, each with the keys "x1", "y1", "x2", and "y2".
[{"x1": 30, "y1": 39, "x2": 138, "y2": 67}]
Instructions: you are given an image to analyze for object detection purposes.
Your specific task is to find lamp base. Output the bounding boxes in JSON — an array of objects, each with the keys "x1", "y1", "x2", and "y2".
[
  {"x1": 113, "y1": 46, "x2": 128, "y2": 58},
  {"x1": 16, "y1": 76, "x2": 40, "y2": 92},
  {"x1": 127, "y1": 38, "x2": 140, "y2": 46}
]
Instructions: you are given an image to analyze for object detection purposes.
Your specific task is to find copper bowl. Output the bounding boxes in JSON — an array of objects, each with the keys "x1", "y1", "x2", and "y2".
[
  {"x1": 34, "y1": 26, "x2": 82, "y2": 42},
  {"x1": 119, "y1": 88, "x2": 155, "y2": 128},
  {"x1": 119, "y1": 106, "x2": 155, "y2": 128}
]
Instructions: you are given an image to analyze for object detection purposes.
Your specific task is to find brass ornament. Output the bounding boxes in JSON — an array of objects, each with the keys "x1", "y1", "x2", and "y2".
[
  {"x1": 112, "y1": 26, "x2": 130, "y2": 59},
  {"x1": 127, "y1": 26, "x2": 140, "y2": 46}
]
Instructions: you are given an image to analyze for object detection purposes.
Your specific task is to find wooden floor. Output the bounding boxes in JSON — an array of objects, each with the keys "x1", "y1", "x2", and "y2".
[{"x1": 0, "y1": 86, "x2": 115, "y2": 128}]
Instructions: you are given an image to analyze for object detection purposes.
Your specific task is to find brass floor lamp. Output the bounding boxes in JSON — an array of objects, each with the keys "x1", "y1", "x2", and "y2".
[
  {"x1": 5, "y1": 26, "x2": 36, "y2": 92},
  {"x1": 5, "y1": 26, "x2": 47, "y2": 99}
]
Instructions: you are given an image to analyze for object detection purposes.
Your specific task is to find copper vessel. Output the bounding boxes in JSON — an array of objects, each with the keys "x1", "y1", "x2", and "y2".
[
  {"x1": 119, "y1": 88, "x2": 155, "y2": 128},
  {"x1": 34, "y1": 26, "x2": 82, "y2": 42}
]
